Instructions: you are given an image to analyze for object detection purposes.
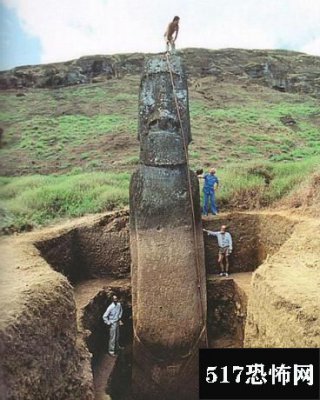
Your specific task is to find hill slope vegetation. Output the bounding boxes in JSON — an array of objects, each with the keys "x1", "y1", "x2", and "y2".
[{"x1": 0, "y1": 48, "x2": 319, "y2": 231}]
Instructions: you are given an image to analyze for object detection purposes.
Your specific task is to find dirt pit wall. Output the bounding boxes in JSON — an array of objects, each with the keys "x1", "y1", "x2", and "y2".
[
  {"x1": 203, "y1": 213, "x2": 296, "y2": 273},
  {"x1": 36, "y1": 211, "x2": 295, "y2": 283},
  {"x1": 245, "y1": 218, "x2": 320, "y2": 348},
  {"x1": 79, "y1": 282, "x2": 132, "y2": 358},
  {"x1": 207, "y1": 277, "x2": 248, "y2": 348},
  {"x1": 0, "y1": 210, "x2": 133, "y2": 400},
  {"x1": 2, "y1": 209, "x2": 318, "y2": 399},
  {"x1": 36, "y1": 210, "x2": 130, "y2": 283},
  {"x1": 0, "y1": 239, "x2": 94, "y2": 400}
]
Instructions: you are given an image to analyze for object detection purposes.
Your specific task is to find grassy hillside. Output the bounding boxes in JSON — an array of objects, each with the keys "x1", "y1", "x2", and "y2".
[
  {"x1": 1, "y1": 157, "x2": 319, "y2": 232},
  {"x1": 0, "y1": 50, "x2": 319, "y2": 231},
  {"x1": 1, "y1": 76, "x2": 319, "y2": 176}
]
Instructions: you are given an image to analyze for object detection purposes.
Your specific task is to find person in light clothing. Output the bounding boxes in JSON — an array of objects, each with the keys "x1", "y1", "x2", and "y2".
[
  {"x1": 102, "y1": 294, "x2": 123, "y2": 356},
  {"x1": 203, "y1": 225, "x2": 233, "y2": 276}
]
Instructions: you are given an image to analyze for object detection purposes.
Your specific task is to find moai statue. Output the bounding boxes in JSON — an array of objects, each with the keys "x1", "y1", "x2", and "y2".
[{"x1": 130, "y1": 55, "x2": 207, "y2": 400}]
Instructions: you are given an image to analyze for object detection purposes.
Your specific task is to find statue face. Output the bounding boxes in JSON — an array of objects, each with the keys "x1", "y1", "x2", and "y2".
[{"x1": 138, "y1": 57, "x2": 191, "y2": 166}]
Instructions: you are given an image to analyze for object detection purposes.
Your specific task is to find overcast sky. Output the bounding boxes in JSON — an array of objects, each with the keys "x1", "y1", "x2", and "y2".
[{"x1": 1, "y1": 0, "x2": 320, "y2": 70}]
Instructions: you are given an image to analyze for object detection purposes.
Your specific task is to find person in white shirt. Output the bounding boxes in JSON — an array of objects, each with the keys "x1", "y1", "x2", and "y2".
[
  {"x1": 102, "y1": 295, "x2": 123, "y2": 356},
  {"x1": 203, "y1": 225, "x2": 233, "y2": 277}
]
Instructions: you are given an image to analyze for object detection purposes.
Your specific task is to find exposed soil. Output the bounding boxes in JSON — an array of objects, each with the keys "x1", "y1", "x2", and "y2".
[
  {"x1": 74, "y1": 278, "x2": 132, "y2": 400},
  {"x1": 35, "y1": 210, "x2": 130, "y2": 283},
  {"x1": 72, "y1": 272, "x2": 251, "y2": 400},
  {"x1": 0, "y1": 238, "x2": 94, "y2": 400},
  {"x1": 207, "y1": 272, "x2": 252, "y2": 348},
  {"x1": 1, "y1": 209, "x2": 319, "y2": 399},
  {"x1": 203, "y1": 212, "x2": 296, "y2": 273},
  {"x1": 245, "y1": 215, "x2": 320, "y2": 347}
]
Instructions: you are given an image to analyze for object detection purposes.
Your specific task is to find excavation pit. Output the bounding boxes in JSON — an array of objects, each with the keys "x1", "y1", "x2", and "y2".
[
  {"x1": 74, "y1": 279, "x2": 132, "y2": 399},
  {"x1": 202, "y1": 213, "x2": 296, "y2": 274},
  {"x1": 35, "y1": 211, "x2": 295, "y2": 398},
  {"x1": 2, "y1": 210, "x2": 318, "y2": 400},
  {"x1": 35, "y1": 210, "x2": 131, "y2": 284}
]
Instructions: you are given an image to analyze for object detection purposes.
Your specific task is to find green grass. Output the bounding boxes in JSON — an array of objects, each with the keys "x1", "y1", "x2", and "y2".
[
  {"x1": 190, "y1": 98, "x2": 320, "y2": 162},
  {"x1": 1, "y1": 156, "x2": 319, "y2": 232},
  {"x1": 12, "y1": 114, "x2": 135, "y2": 151},
  {"x1": 122, "y1": 155, "x2": 140, "y2": 165},
  {"x1": 0, "y1": 71, "x2": 319, "y2": 231},
  {"x1": 191, "y1": 101, "x2": 317, "y2": 121},
  {"x1": 0, "y1": 82, "x2": 139, "y2": 174},
  {"x1": 1, "y1": 78, "x2": 319, "y2": 176},
  {"x1": 0, "y1": 172, "x2": 130, "y2": 231},
  {"x1": 209, "y1": 157, "x2": 320, "y2": 208}
]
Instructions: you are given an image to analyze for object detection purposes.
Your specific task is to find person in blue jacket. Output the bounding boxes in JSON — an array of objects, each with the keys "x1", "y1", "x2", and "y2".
[{"x1": 198, "y1": 168, "x2": 219, "y2": 215}]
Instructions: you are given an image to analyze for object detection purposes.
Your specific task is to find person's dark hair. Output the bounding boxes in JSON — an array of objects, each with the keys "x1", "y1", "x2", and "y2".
[{"x1": 173, "y1": 16, "x2": 180, "y2": 22}]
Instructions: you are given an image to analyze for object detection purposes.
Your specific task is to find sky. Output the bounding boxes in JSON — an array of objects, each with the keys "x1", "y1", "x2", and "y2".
[{"x1": 0, "y1": 0, "x2": 320, "y2": 70}]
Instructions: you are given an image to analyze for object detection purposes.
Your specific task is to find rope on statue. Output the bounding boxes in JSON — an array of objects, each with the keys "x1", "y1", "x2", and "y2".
[
  {"x1": 165, "y1": 51, "x2": 208, "y2": 349},
  {"x1": 131, "y1": 53, "x2": 208, "y2": 381}
]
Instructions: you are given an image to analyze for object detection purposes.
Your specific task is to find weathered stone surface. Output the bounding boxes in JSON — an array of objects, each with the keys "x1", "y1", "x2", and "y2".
[
  {"x1": 138, "y1": 56, "x2": 191, "y2": 166},
  {"x1": 130, "y1": 55, "x2": 207, "y2": 399}
]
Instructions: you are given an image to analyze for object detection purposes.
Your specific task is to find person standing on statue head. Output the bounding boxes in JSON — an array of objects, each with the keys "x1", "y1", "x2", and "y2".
[
  {"x1": 198, "y1": 168, "x2": 219, "y2": 216},
  {"x1": 203, "y1": 225, "x2": 233, "y2": 277},
  {"x1": 102, "y1": 294, "x2": 123, "y2": 357},
  {"x1": 164, "y1": 16, "x2": 180, "y2": 54}
]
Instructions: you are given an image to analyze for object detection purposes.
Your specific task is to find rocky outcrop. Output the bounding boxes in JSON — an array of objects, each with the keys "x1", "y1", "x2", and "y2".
[
  {"x1": 129, "y1": 55, "x2": 207, "y2": 400},
  {"x1": 1, "y1": 49, "x2": 319, "y2": 98},
  {"x1": 0, "y1": 54, "x2": 141, "y2": 90}
]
